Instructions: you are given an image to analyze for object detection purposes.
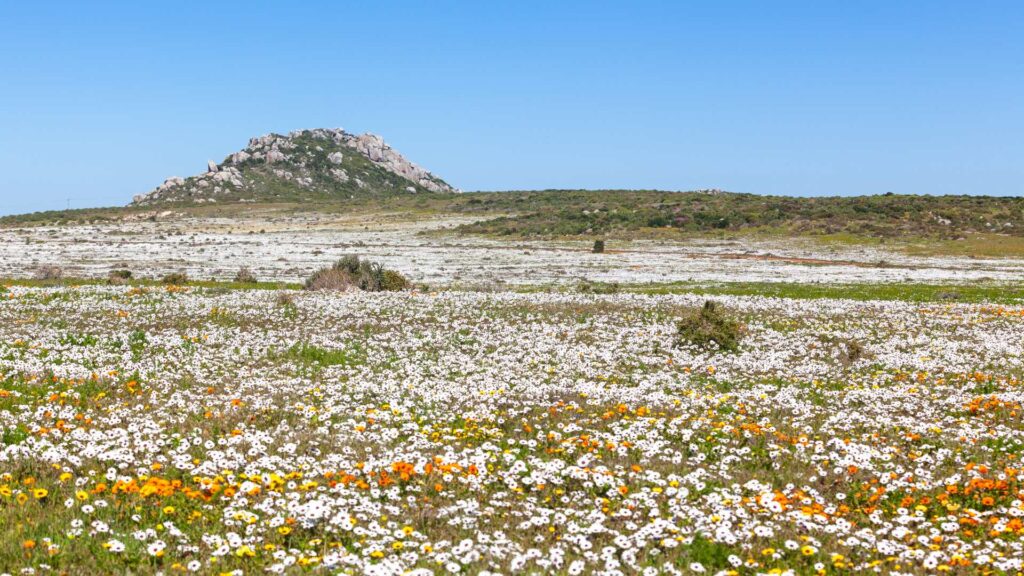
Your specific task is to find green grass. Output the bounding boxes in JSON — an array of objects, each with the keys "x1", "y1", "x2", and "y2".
[
  {"x1": 506, "y1": 280, "x2": 1024, "y2": 304},
  {"x1": 595, "y1": 281, "x2": 1024, "y2": 304},
  {"x1": 282, "y1": 342, "x2": 366, "y2": 369},
  {"x1": 4, "y1": 275, "x2": 1024, "y2": 305}
]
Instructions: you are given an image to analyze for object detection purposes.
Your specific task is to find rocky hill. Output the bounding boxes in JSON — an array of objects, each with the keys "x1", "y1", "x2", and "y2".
[{"x1": 131, "y1": 128, "x2": 457, "y2": 206}]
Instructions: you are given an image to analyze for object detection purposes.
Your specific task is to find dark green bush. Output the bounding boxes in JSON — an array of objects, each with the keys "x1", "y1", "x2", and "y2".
[
  {"x1": 379, "y1": 269, "x2": 412, "y2": 291},
  {"x1": 675, "y1": 301, "x2": 745, "y2": 352}
]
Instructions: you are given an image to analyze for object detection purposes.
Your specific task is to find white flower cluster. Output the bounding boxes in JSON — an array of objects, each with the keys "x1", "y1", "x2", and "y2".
[{"x1": 0, "y1": 285, "x2": 1022, "y2": 574}]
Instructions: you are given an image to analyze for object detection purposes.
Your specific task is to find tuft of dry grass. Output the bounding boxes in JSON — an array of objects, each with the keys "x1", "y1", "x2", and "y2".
[{"x1": 33, "y1": 265, "x2": 63, "y2": 282}]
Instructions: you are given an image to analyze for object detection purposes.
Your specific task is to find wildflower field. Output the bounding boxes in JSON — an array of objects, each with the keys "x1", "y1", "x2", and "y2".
[{"x1": 1, "y1": 281, "x2": 1023, "y2": 576}]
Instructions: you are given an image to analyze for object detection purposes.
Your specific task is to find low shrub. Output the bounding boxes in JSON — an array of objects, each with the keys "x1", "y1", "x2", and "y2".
[
  {"x1": 305, "y1": 267, "x2": 351, "y2": 292},
  {"x1": 161, "y1": 272, "x2": 188, "y2": 285},
  {"x1": 108, "y1": 269, "x2": 132, "y2": 285},
  {"x1": 379, "y1": 269, "x2": 412, "y2": 291},
  {"x1": 234, "y1": 267, "x2": 258, "y2": 284},
  {"x1": 34, "y1": 266, "x2": 64, "y2": 282},
  {"x1": 675, "y1": 301, "x2": 745, "y2": 352},
  {"x1": 592, "y1": 239, "x2": 606, "y2": 253},
  {"x1": 304, "y1": 256, "x2": 410, "y2": 292}
]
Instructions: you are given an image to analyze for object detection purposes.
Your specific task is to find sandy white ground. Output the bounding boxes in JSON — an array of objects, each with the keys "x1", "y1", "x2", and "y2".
[{"x1": 3, "y1": 214, "x2": 1022, "y2": 285}]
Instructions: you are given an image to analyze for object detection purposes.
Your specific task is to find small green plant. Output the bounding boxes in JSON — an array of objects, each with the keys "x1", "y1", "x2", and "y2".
[
  {"x1": 60, "y1": 332, "x2": 98, "y2": 347},
  {"x1": 127, "y1": 329, "x2": 148, "y2": 360},
  {"x1": 2, "y1": 426, "x2": 29, "y2": 446},
  {"x1": 284, "y1": 342, "x2": 365, "y2": 368},
  {"x1": 674, "y1": 301, "x2": 745, "y2": 352},
  {"x1": 592, "y1": 239, "x2": 605, "y2": 253}
]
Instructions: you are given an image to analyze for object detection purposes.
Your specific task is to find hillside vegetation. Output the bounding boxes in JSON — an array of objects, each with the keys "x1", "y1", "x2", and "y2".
[
  {"x1": 5, "y1": 190, "x2": 1024, "y2": 248},
  {"x1": 449, "y1": 190, "x2": 1024, "y2": 240}
]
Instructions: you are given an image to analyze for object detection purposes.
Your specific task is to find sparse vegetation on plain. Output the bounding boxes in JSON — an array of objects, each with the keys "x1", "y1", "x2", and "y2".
[{"x1": 7, "y1": 191, "x2": 1024, "y2": 258}]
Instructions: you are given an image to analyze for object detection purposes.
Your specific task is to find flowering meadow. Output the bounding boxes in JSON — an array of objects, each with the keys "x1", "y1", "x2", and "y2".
[{"x1": 1, "y1": 283, "x2": 1023, "y2": 575}]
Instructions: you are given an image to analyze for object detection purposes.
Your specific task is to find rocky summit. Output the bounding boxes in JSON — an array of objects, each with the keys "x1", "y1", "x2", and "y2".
[{"x1": 131, "y1": 128, "x2": 457, "y2": 206}]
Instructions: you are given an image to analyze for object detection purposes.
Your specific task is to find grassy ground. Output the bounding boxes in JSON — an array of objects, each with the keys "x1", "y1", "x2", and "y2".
[
  {"x1": 7, "y1": 276, "x2": 1022, "y2": 305},
  {"x1": 526, "y1": 280, "x2": 1024, "y2": 304}
]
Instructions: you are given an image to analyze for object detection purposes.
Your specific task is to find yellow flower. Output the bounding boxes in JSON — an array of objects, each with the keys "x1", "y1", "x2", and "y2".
[
  {"x1": 234, "y1": 545, "x2": 256, "y2": 558},
  {"x1": 277, "y1": 526, "x2": 292, "y2": 535},
  {"x1": 801, "y1": 545, "x2": 817, "y2": 556},
  {"x1": 32, "y1": 488, "x2": 48, "y2": 500},
  {"x1": 59, "y1": 473, "x2": 72, "y2": 482},
  {"x1": 162, "y1": 506, "x2": 175, "y2": 515},
  {"x1": 76, "y1": 490, "x2": 89, "y2": 501}
]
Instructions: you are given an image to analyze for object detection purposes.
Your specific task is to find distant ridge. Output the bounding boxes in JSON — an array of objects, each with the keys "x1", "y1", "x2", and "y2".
[{"x1": 131, "y1": 128, "x2": 457, "y2": 206}]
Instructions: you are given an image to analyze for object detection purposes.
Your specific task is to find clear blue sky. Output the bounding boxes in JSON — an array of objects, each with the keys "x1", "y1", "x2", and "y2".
[{"x1": 1, "y1": 1, "x2": 1022, "y2": 215}]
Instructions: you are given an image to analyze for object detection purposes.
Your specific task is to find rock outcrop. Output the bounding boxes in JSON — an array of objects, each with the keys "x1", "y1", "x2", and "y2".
[{"x1": 131, "y1": 128, "x2": 457, "y2": 206}]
